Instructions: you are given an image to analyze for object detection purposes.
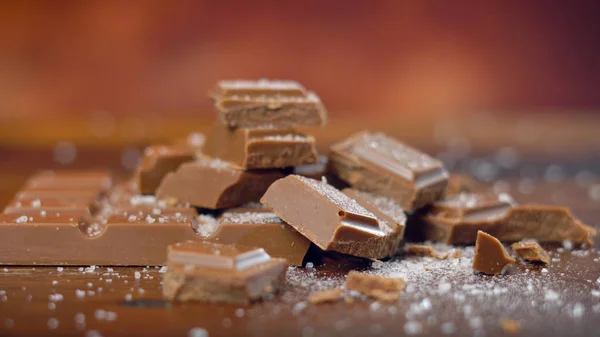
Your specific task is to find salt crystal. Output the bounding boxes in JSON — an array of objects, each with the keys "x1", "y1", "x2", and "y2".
[
  {"x1": 87, "y1": 282, "x2": 93, "y2": 288},
  {"x1": 145, "y1": 215, "x2": 156, "y2": 223},
  {"x1": 139, "y1": 288, "x2": 145, "y2": 294},
  {"x1": 124, "y1": 294, "x2": 132, "y2": 301},
  {"x1": 128, "y1": 215, "x2": 137, "y2": 222},
  {"x1": 49, "y1": 293, "x2": 63, "y2": 302},
  {"x1": 403, "y1": 321, "x2": 422, "y2": 335},
  {"x1": 134, "y1": 271, "x2": 141, "y2": 279},
  {"x1": 235, "y1": 308, "x2": 245, "y2": 317},
  {"x1": 159, "y1": 266, "x2": 167, "y2": 273},
  {"x1": 596, "y1": 277, "x2": 600, "y2": 284},
  {"x1": 305, "y1": 262, "x2": 314, "y2": 269},
  {"x1": 469, "y1": 316, "x2": 483, "y2": 329},
  {"x1": 152, "y1": 208, "x2": 162, "y2": 215},
  {"x1": 562, "y1": 240, "x2": 574, "y2": 250},
  {"x1": 188, "y1": 327, "x2": 209, "y2": 337},
  {"x1": 94, "y1": 309, "x2": 106, "y2": 320},
  {"x1": 75, "y1": 313, "x2": 86, "y2": 323},
  {"x1": 78, "y1": 267, "x2": 84, "y2": 272},
  {"x1": 107, "y1": 267, "x2": 113, "y2": 272},
  {"x1": 591, "y1": 290, "x2": 600, "y2": 297},
  {"x1": 40, "y1": 210, "x2": 47, "y2": 216},
  {"x1": 441, "y1": 322, "x2": 455, "y2": 334},
  {"x1": 369, "y1": 301, "x2": 381, "y2": 312},
  {"x1": 572, "y1": 303, "x2": 585, "y2": 318},
  {"x1": 52, "y1": 280, "x2": 58, "y2": 285},
  {"x1": 15, "y1": 215, "x2": 28, "y2": 224},
  {"x1": 85, "y1": 330, "x2": 103, "y2": 337},
  {"x1": 105, "y1": 311, "x2": 117, "y2": 321},
  {"x1": 75, "y1": 289, "x2": 86, "y2": 298},
  {"x1": 541, "y1": 268, "x2": 548, "y2": 273},
  {"x1": 48, "y1": 302, "x2": 56, "y2": 310},
  {"x1": 85, "y1": 265, "x2": 96, "y2": 273},
  {"x1": 589, "y1": 184, "x2": 600, "y2": 200},
  {"x1": 47, "y1": 318, "x2": 59, "y2": 329},
  {"x1": 87, "y1": 291, "x2": 95, "y2": 296},
  {"x1": 2, "y1": 268, "x2": 7, "y2": 272},
  {"x1": 545, "y1": 290, "x2": 559, "y2": 301},
  {"x1": 438, "y1": 282, "x2": 451, "y2": 293},
  {"x1": 292, "y1": 301, "x2": 308, "y2": 315},
  {"x1": 30, "y1": 199, "x2": 41, "y2": 208}
]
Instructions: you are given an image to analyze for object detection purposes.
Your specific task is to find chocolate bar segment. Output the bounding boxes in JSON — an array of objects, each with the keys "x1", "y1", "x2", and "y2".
[
  {"x1": 211, "y1": 79, "x2": 327, "y2": 128},
  {"x1": 156, "y1": 156, "x2": 284, "y2": 209},
  {"x1": 136, "y1": 145, "x2": 195, "y2": 195},
  {"x1": 261, "y1": 175, "x2": 403, "y2": 259},
  {"x1": 0, "y1": 206, "x2": 201, "y2": 265},
  {"x1": 202, "y1": 209, "x2": 311, "y2": 266},
  {"x1": 420, "y1": 192, "x2": 596, "y2": 244},
  {"x1": 472, "y1": 231, "x2": 515, "y2": 274},
  {"x1": 162, "y1": 241, "x2": 288, "y2": 303},
  {"x1": 203, "y1": 123, "x2": 318, "y2": 169},
  {"x1": 23, "y1": 170, "x2": 113, "y2": 192},
  {"x1": 330, "y1": 132, "x2": 448, "y2": 211}
]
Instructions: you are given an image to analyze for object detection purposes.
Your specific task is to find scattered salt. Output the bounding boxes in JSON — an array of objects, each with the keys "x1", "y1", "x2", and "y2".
[
  {"x1": 403, "y1": 321, "x2": 423, "y2": 335},
  {"x1": 125, "y1": 294, "x2": 132, "y2": 301},
  {"x1": 49, "y1": 293, "x2": 63, "y2": 302},
  {"x1": 159, "y1": 266, "x2": 167, "y2": 273},
  {"x1": 15, "y1": 215, "x2": 28, "y2": 224},
  {"x1": 52, "y1": 280, "x2": 58, "y2": 285},
  {"x1": 235, "y1": 308, "x2": 245, "y2": 317},
  {"x1": 75, "y1": 289, "x2": 86, "y2": 298},
  {"x1": 571, "y1": 303, "x2": 585, "y2": 318},
  {"x1": 188, "y1": 327, "x2": 209, "y2": 337},
  {"x1": 440, "y1": 322, "x2": 456, "y2": 334},
  {"x1": 134, "y1": 271, "x2": 141, "y2": 279},
  {"x1": 47, "y1": 318, "x2": 59, "y2": 329}
]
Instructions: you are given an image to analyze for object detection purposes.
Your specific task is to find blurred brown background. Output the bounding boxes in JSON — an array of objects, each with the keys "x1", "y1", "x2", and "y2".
[{"x1": 1, "y1": 0, "x2": 600, "y2": 149}]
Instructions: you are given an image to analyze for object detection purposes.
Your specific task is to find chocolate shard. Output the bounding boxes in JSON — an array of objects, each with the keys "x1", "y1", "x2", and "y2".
[
  {"x1": 330, "y1": 131, "x2": 449, "y2": 211},
  {"x1": 308, "y1": 288, "x2": 344, "y2": 304},
  {"x1": 210, "y1": 79, "x2": 327, "y2": 128},
  {"x1": 203, "y1": 123, "x2": 318, "y2": 169},
  {"x1": 344, "y1": 271, "x2": 405, "y2": 301},
  {"x1": 156, "y1": 156, "x2": 284, "y2": 209},
  {"x1": 135, "y1": 145, "x2": 195, "y2": 195},
  {"x1": 472, "y1": 231, "x2": 515, "y2": 274},
  {"x1": 200, "y1": 209, "x2": 311, "y2": 266},
  {"x1": 420, "y1": 192, "x2": 596, "y2": 244},
  {"x1": 403, "y1": 244, "x2": 461, "y2": 260},
  {"x1": 261, "y1": 175, "x2": 403, "y2": 259},
  {"x1": 511, "y1": 241, "x2": 550, "y2": 264},
  {"x1": 162, "y1": 241, "x2": 288, "y2": 303}
]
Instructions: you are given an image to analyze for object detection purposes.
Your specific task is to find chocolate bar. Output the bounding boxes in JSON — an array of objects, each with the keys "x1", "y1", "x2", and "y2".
[
  {"x1": 203, "y1": 123, "x2": 318, "y2": 169},
  {"x1": 162, "y1": 241, "x2": 288, "y2": 303},
  {"x1": 511, "y1": 241, "x2": 550, "y2": 264},
  {"x1": 261, "y1": 175, "x2": 403, "y2": 259},
  {"x1": 420, "y1": 192, "x2": 596, "y2": 244},
  {"x1": 0, "y1": 207, "x2": 199, "y2": 265},
  {"x1": 202, "y1": 208, "x2": 312, "y2": 266},
  {"x1": 211, "y1": 79, "x2": 327, "y2": 128},
  {"x1": 156, "y1": 156, "x2": 284, "y2": 209},
  {"x1": 330, "y1": 132, "x2": 448, "y2": 211},
  {"x1": 472, "y1": 231, "x2": 515, "y2": 274}
]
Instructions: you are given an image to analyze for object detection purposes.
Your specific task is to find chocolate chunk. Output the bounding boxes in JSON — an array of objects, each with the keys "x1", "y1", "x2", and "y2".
[
  {"x1": 344, "y1": 271, "x2": 405, "y2": 301},
  {"x1": 330, "y1": 132, "x2": 448, "y2": 211},
  {"x1": 136, "y1": 144, "x2": 195, "y2": 195},
  {"x1": 420, "y1": 192, "x2": 596, "y2": 244},
  {"x1": 156, "y1": 156, "x2": 284, "y2": 209},
  {"x1": 211, "y1": 79, "x2": 327, "y2": 128},
  {"x1": 403, "y1": 244, "x2": 461, "y2": 260},
  {"x1": 472, "y1": 231, "x2": 515, "y2": 274},
  {"x1": 446, "y1": 173, "x2": 485, "y2": 196},
  {"x1": 203, "y1": 123, "x2": 318, "y2": 169},
  {"x1": 202, "y1": 209, "x2": 312, "y2": 266},
  {"x1": 0, "y1": 207, "x2": 200, "y2": 265},
  {"x1": 261, "y1": 175, "x2": 403, "y2": 259},
  {"x1": 308, "y1": 288, "x2": 344, "y2": 304},
  {"x1": 511, "y1": 241, "x2": 550, "y2": 264},
  {"x1": 162, "y1": 241, "x2": 287, "y2": 303}
]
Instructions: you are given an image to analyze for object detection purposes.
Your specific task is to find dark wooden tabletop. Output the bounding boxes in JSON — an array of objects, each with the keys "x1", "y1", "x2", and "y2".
[{"x1": 0, "y1": 114, "x2": 599, "y2": 337}]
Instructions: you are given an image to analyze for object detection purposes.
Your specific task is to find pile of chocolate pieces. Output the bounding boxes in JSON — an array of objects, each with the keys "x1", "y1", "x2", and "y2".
[{"x1": 0, "y1": 79, "x2": 596, "y2": 305}]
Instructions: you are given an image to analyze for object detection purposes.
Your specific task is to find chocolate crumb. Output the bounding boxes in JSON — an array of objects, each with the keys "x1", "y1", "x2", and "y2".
[
  {"x1": 511, "y1": 241, "x2": 550, "y2": 264},
  {"x1": 308, "y1": 288, "x2": 343, "y2": 304},
  {"x1": 345, "y1": 271, "x2": 405, "y2": 300}
]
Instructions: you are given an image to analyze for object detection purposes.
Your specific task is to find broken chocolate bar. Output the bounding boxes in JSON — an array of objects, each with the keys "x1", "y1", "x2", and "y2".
[
  {"x1": 156, "y1": 156, "x2": 284, "y2": 209},
  {"x1": 330, "y1": 132, "x2": 448, "y2": 211},
  {"x1": 200, "y1": 209, "x2": 311, "y2": 266},
  {"x1": 420, "y1": 192, "x2": 596, "y2": 244},
  {"x1": 345, "y1": 271, "x2": 405, "y2": 301},
  {"x1": 211, "y1": 79, "x2": 327, "y2": 128},
  {"x1": 261, "y1": 175, "x2": 403, "y2": 259},
  {"x1": 136, "y1": 145, "x2": 195, "y2": 195},
  {"x1": 511, "y1": 241, "x2": 550, "y2": 264},
  {"x1": 162, "y1": 241, "x2": 287, "y2": 303},
  {"x1": 0, "y1": 207, "x2": 200, "y2": 265},
  {"x1": 203, "y1": 123, "x2": 318, "y2": 169},
  {"x1": 472, "y1": 231, "x2": 515, "y2": 274}
]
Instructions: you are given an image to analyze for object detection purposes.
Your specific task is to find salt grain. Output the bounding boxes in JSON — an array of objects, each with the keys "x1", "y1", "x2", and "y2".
[
  {"x1": 188, "y1": 327, "x2": 209, "y2": 337},
  {"x1": 75, "y1": 289, "x2": 86, "y2": 298},
  {"x1": 15, "y1": 215, "x2": 28, "y2": 224},
  {"x1": 544, "y1": 290, "x2": 559, "y2": 301},
  {"x1": 441, "y1": 322, "x2": 456, "y2": 334},
  {"x1": 48, "y1": 302, "x2": 56, "y2": 310},
  {"x1": 47, "y1": 318, "x2": 59, "y2": 329},
  {"x1": 235, "y1": 308, "x2": 245, "y2": 317},
  {"x1": 134, "y1": 271, "x2": 141, "y2": 279},
  {"x1": 49, "y1": 293, "x2": 63, "y2": 302},
  {"x1": 572, "y1": 303, "x2": 585, "y2": 318},
  {"x1": 159, "y1": 266, "x2": 167, "y2": 273},
  {"x1": 52, "y1": 280, "x2": 58, "y2": 285},
  {"x1": 403, "y1": 321, "x2": 422, "y2": 335},
  {"x1": 85, "y1": 330, "x2": 103, "y2": 337}
]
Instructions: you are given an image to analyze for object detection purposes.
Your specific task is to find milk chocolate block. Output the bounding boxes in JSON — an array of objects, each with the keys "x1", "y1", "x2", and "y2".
[
  {"x1": 261, "y1": 175, "x2": 403, "y2": 259},
  {"x1": 330, "y1": 132, "x2": 448, "y2": 211},
  {"x1": 136, "y1": 145, "x2": 195, "y2": 195},
  {"x1": 0, "y1": 207, "x2": 200, "y2": 265},
  {"x1": 421, "y1": 192, "x2": 596, "y2": 244},
  {"x1": 162, "y1": 241, "x2": 288, "y2": 303},
  {"x1": 203, "y1": 123, "x2": 318, "y2": 169},
  {"x1": 211, "y1": 79, "x2": 327, "y2": 128},
  {"x1": 472, "y1": 231, "x2": 515, "y2": 274},
  {"x1": 201, "y1": 209, "x2": 311, "y2": 266},
  {"x1": 511, "y1": 241, "x2": 550, "y2": 264},
  {"x1": 156, "y1": 156, "x2": 284, "y2": 209}
]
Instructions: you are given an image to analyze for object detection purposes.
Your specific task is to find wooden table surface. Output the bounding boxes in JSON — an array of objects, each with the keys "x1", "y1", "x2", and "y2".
[{"x1": 0, "y1": 114, "x2": 599, "y2": 337}]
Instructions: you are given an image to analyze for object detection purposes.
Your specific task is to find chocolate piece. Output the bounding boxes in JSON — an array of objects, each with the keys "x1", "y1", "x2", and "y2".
[
  {"x1": 201, "y1": 209, "x2": 311, "y2": 266},
  {"x1": 472, "y1": 231, "x2": 515, "y2": 274},
  {"x1": 330, "y1": 132, "x2": 448, "y2": 211},
  {"x1": 447, "y1": 173, "x2": 485, "y2": 196},
  {"x1": 0, "y1": 206, "x2": 200, "y2": 265},
  {"x1": 261, "y1": 175, "x2": 403, "y2": 259},
  {"x1": 511, "y1": 241, "x2": 550, "y2": 264},
  {"x1": 421, "y1": 192, "x2": 596, "y2": 244},
  {"x1": 203, "y1": 123, "x2": 318, "y2": 169},
  {"x1": 308, "y1": 288, "x2": 344, "y2": 304},
  {"x1": 211, "y1": 79, "x2": 327, "y2": 128},
  {"x1": 136, "y1": 145, "x2": 195, "y2": 195},
  {"x1": 157, "y1": 156, "x2": 284, "y2": 209},
  {"x1": 23, "y1": 170, "x2": 113, "y2": 192},
  {"x1": 403, "y1": 244, "x2": 461, "y2": 260},
  {"x1": 162, "y1": 241, "x2": 287, "y2": 303},
  {"x1": 500, "y1": 319, "x2": 521, "y2": 334},
  {"x1": 342, "y1": 188, "x2": 407, "y2": 249},
  {"x1": 344, "y1": 271, "x2": 405, "y2": 301}
]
